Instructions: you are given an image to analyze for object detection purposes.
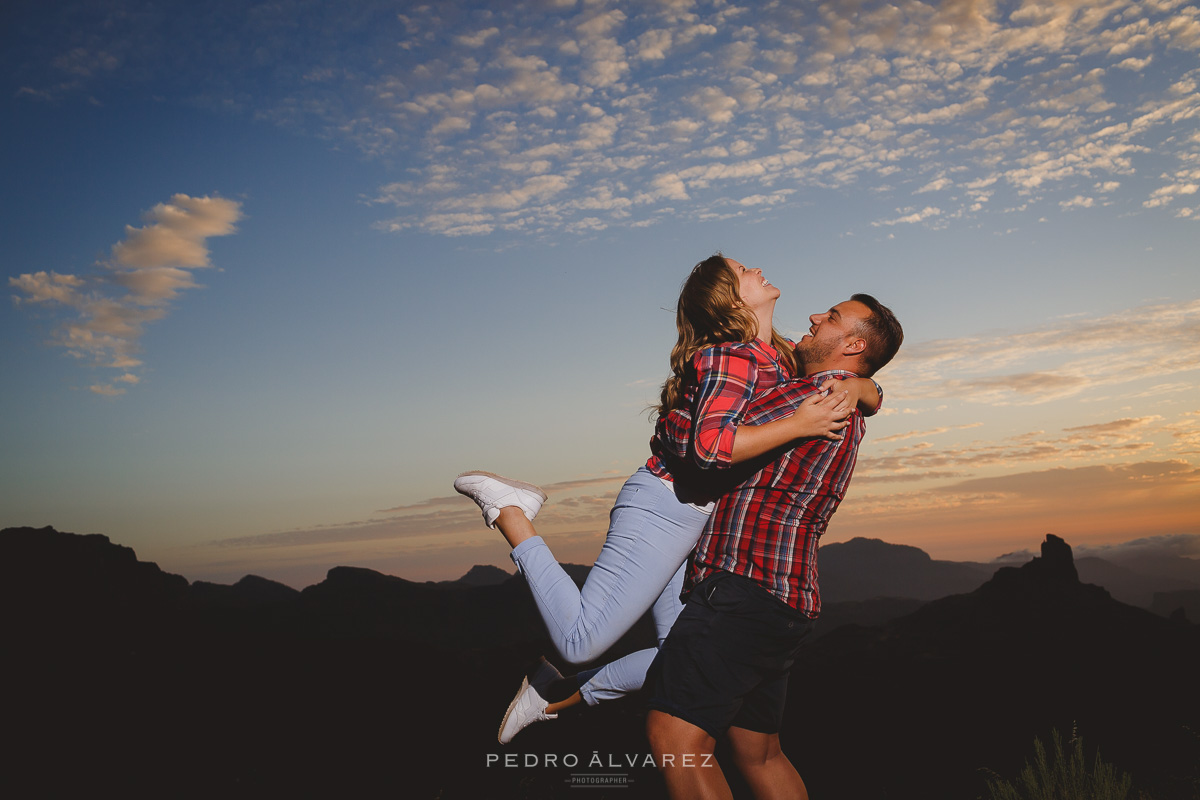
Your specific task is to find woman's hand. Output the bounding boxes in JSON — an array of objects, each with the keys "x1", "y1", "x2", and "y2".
[
  {"x1": 728, "y1": 381, "x2": 854, "y2": 463},
  {"x1": 791, "y1": 383, "x2": 852, "y2": 441}
]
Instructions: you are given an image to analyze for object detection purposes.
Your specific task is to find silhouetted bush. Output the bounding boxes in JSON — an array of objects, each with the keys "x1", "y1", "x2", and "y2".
[{"x1": 986, "y1": 727, "x2": 1135, "y2": 800}]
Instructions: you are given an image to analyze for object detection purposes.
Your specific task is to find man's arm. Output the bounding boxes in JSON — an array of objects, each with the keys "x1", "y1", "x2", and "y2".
[{"x1": 845, "y1": 377, "x2": 882, "y2": 416}]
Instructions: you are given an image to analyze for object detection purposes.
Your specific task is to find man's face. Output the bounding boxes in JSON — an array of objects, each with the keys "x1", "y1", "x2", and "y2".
[{"x1": 797, "y1": 299, "x2": 870, "y2": 366}]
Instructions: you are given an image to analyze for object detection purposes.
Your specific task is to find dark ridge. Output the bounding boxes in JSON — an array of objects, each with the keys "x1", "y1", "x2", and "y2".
[
  {"x1": 0, "y1": 524, "x2": 188, "y2": 635},
  {"x1": 3, "y1": 526, "x2": 1196, "y2": 799},
  {"x1": 442, "y1": 563, "x2": 513, "y2": 586},
  {"x1": 819, "y1": 535, "x2": 993, "y2": 601},
  {"x1": 190, "y1": 574, "x2": 301, "y2": 607},
  {"x1": 790, "y1": 534, "x2": 1200, "y2": 799},
  {"x1": 1152, "y1": 589, "x2": 1200, "y2": 622}
]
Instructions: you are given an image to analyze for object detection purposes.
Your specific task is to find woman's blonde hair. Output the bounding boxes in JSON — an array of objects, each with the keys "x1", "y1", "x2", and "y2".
[{"x1": 656, "y1": 254, "x2": 799, "y2": 416}]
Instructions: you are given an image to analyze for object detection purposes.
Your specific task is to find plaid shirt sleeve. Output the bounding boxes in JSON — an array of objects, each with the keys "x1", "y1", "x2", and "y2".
[
  {"x1": 654, "y1": 344, "x2": 760, "y2": 469},
  {"x1": 742, "y1": 373, "x2": 882, "y2": 427},
  {"x1": 741, "y1": 380, "x2": 824, "y2": 427},
  {"x1": 690, "y1": 345, "x2": 759, "y2": 468}
]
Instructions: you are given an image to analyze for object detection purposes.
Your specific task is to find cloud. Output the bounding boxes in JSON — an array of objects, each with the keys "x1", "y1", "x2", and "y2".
[
  {"x1": 873, "y1": 206, "x2": 942, "y2": 226},
  {"x1": 848, "y1": 299, "x2": 1200, "y2": 500},
  {"x1": 1062, "y1": 417, "x2": 1165, "y2": 436},
  {"x1": 216, "y1": 471, "x2": 628, "y2": 550},
  {"x1": 878, "y1": 297, "x2": 1200, "y2": 407},
  {"x1": 1144, "y1": 181, "x2": 1199, "y2": 208},
  {"x1": 111, "y1": 195, "x2": 243, "y2": 271},
  {"x1": 13, "y1": 0, "x2": 1200, "y2": 238},
  {"x1": 832, "y1": 459, "x2": 1200, "y2": 561},
  {"x1": 455, "y1": 27, "x2": 499, "y2": 48},
  {"x1": 1073, "y1": 532, "x2": 1200, "y2": 561},
  {"x1": 9, "y1": 194, "x2": 242, "y2": 394},
  {"x1": 873, "y1": 423, "x2": 984, "y2": 444},
  {"x1": 690, "y1": 86, "x2": 739, "y2": 123},
  {"x1": 915, "y1": 177, "x2": 953, "y2": 194},
  {"x1": 1060, "y1": 194, "x2": 1095, "y2": 209},
  {"x1": 857, "y1": 413, "x2": 1177, "y2": 480},
  {"x1": 9, "y1": 271, "x2": 86, "y2": 305},
  {"x1": 928, "y1": 460, "x2": 1200, "y2": 502}
]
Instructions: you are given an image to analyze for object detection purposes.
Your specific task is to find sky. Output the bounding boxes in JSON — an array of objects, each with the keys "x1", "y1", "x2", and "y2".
[{"x1": 2, "y1": 0, "x2": 1199, "y2": 589}]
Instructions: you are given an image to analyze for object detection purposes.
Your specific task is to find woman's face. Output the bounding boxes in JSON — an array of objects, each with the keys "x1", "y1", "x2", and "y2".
[{"x1": 727, "y1": 258, "x2": 780, "y2": 311}]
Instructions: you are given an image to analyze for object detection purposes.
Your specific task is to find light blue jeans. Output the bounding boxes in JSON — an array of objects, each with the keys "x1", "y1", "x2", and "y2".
[{"x1": 510, "y1": 466, "x2": 711, "y2": 705}]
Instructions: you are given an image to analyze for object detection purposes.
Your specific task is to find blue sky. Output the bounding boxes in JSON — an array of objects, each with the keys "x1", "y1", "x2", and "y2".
[{"x1": 3, "y1": 0, "x2": 1199, "y2": 588}]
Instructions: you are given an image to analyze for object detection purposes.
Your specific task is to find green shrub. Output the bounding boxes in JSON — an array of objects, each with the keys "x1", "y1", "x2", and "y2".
[{"x1": 986, "y1": 728, "x2": 1135, "y2": 800}]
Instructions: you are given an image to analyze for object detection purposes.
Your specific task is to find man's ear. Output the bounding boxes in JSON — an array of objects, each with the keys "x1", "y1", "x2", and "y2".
[{"x1": 844, "y1": 337, "x2": 866, "y2": 355}]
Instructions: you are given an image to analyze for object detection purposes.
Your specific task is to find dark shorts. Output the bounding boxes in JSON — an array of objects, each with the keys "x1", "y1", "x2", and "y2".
[{"x1": 646, "y1": 570, "x2": 815, "y2": 739}]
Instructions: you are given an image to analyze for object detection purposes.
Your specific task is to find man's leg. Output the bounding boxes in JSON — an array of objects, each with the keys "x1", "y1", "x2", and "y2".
[
  {"x1": 727, "y1": 727, "x2": 808, "y2": 800},
  {"x1": 646, "y1": 710, "x2": 732, "y2": 800}
]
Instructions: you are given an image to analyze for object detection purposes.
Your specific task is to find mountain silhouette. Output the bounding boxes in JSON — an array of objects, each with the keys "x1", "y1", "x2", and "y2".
[
  {"x1": 441, "y1": 563, "x2": 513, "y2": 586},
  {"x1": 1075, "y1": 554, "x2": 1200, "y2": 608},
  {"x1": 0, "y1": 525, "x2": 188, "y2": 643},
  {"x1": 819, "y1": 535, "x2": 1199, "y2": 614},
  {"x1": 786, "y1": 534, "x2": 1200, "y2": 799},
  {"x1": 818, "y1": 536, "x2": 993, "y2": 601},
  {"x1": 2, "y1": 526, "x2": 1196, "y2": 798},
  {"x1": 191, "y1": 574, "x2": 301, "y2": 606},
  {"x1": 1152, "y1": 589, "x2": 1200, "y2": 622}
]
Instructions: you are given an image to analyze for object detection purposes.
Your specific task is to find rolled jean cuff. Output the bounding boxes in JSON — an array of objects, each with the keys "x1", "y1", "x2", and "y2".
[
  {"x1": 510, "y1": 535, "x2": 547, "y2": 569},
  {"x1": 576, "y1": 667, "x2": 602, "y2": 706}
]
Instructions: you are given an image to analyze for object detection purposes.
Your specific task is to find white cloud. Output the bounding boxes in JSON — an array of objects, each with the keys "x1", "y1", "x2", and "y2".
[
  {"x1": 1116, "y1": 55, "x2": 1154, "y2": 70},
  {"x1": 1060, "y1": 194, "x2": 1095, "y2": 209},
  {"x1": 1143, "y1": 181, "x2": 1200, "y2": 208},
  {"x1": 9, "y1": 194, "x2": 242, "y2": 394},
  {"x1": 689, "y1": 86, "x2": 738, "y2": 123},
  {"x1": 359, "y1": 2, "x2": 1200, "y2": 234},
  {"x1": 872, "y1": 206, "x2": 942, "y2": 226},
  {"x1": 915, "y1": 177, "x2": 953, "y2": 194},
  {"x1": 10, "y1": 271, "x2": 86, "y2": 305},
  {"x1": 881, "y1": 298, "x2": 1200, "y2": 408},
  {"x1": 896, "y1": 96, "x2": 989, "y2": 125},
  {"x1": 634, "y1": 28, "x2": 673, "y2": 61},
  {"x1": 111, "y1": 195, "x2": 242, "y2": 271},
  {"x1": 645, "y1": 172, "x2": 690, "y2": 201},
  {"x1": 455, "y1": 27, "x2": 499, "y2": 48},
  {"x1": 18, "y1": 0, "x2": 1200, "y2": 238}
]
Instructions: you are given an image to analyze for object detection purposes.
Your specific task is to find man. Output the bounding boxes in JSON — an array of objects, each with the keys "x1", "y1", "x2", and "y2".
[{"x1": 645, "y1": 294, "x2": 903, "y2": 800}]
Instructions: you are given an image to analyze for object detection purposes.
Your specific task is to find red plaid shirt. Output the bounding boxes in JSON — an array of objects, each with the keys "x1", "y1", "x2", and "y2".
[
  {"x1": 650, "y1": 348, "x2": 865, "y2": 617},
  {"x1": 692, "y1": 371, "x2": 863, "y2": 617}
]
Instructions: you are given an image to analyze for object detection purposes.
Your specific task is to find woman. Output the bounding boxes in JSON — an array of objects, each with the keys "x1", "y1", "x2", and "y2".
[{"x1": 454, "y1": 254, "x2": 881, "y2": 743}]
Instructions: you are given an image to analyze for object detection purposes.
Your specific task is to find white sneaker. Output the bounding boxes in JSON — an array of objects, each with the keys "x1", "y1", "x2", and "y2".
[
  {"x1": 453, "y1": 471, "x2": 548, "y2": 529},
  {"x1": 498, "y1": 659, "x2": 562, "y2": 744}
]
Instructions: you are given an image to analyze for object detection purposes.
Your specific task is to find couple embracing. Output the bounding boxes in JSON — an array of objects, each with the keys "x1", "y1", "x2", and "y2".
[{"x1": 455, "y1": 253, "x2": 903, "y2": 798}]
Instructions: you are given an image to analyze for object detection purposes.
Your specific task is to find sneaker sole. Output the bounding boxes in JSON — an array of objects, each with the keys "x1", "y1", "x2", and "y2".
[
  {"x1": 455, "y1": 470, "x2": 548, "y2": 503},
  {"x1": 497, "y1": 676, "x2": 532, "y2": 745}
]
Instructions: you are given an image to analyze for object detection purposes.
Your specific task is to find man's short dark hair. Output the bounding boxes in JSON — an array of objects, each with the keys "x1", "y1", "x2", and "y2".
[{"x1": 850, "y1": 293, "x2": 903, "y2": 377}]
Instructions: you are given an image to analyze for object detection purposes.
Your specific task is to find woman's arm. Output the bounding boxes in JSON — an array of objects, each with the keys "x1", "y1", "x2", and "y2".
[
  {"x1": 688, "y1": 346, "x2": 760, "y2": 469},
  {"x1": 728, "y1": 387, "x2": 851, "y2": 463},
  {"x1": 660, "y1": 347, "x2": 877, "y2": 469}
]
